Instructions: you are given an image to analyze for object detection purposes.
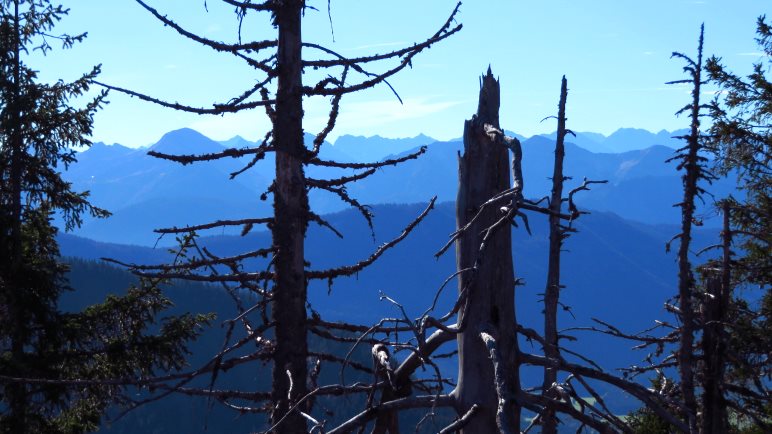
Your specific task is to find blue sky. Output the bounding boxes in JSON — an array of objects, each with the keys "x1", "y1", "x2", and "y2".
[{"x1": 29, "y1": 0, "x2": 770, "y2": 147}]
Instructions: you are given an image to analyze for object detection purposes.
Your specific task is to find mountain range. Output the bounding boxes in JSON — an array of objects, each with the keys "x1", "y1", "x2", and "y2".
[
  {"x1": 62, "y1": 127, "x2": 736, "y2": 245},
  {"x1": 537, "y1": 127, "x2": 689, "y2": 153}
]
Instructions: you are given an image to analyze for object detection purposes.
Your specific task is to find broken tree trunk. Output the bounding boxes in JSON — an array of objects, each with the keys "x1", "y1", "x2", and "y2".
[{"x1": 453, "y1": 68, "x2": 521, "y2": 433}]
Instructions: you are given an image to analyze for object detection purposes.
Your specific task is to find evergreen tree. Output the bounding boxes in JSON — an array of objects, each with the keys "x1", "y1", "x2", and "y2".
[
  {"x1": 705, "y1": 15, "x2": 772, "y2": 431},
  {"x1": 706, "y1": 16, "x2": 771, "y2": 289},
  {"x1": 0, "y1": 1, "x2": 210, "y2": 432},
  {"x1": 625, "y1": 19, "x2": 771, "y2": 433}
]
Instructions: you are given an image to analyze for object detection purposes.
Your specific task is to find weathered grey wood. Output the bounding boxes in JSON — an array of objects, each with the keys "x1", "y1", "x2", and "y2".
[
  {"x1": 541, "y1": 75, "x2": 568, "y2": 434},
  {"x1": 453, "y1": 68, "x2": 520, "y2": 433}
]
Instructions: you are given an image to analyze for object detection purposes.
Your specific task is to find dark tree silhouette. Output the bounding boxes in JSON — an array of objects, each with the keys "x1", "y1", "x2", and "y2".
[
  {"x1": 704, "y1": 15, "x2": 771, "y2": 432},
  {"x1": 0, "y1": 1, "x2": 210, "y2": 433},
  {"x1": 666, "y1": 25, "x2": 716, "y2": 433},
  {"x1": 696, "y1": 201, "x2": 732, "y2": 434}
]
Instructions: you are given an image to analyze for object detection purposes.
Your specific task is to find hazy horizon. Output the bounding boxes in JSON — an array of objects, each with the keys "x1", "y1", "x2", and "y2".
[{"x1": 87, "y1": 125, "x2": 689, "y2": 150}]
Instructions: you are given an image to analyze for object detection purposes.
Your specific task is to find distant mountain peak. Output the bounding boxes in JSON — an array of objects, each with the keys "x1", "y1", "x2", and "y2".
[
  {"x1": 221, "y1": 134, "x2": 247, "y2": 144},
  {"x1": 77, "y1": 141, "x2": 133, "y2": 158},
  {"x1": 87, "y1": 141, "x2": 130, "y2": 150},
  {"x1": 155, "y1": 127, "x2": 209, "y2": 143},
  {"x1": 600, "y1": 127, "x2": 682, "y2": 152},
  {"x1": 330, "y1": 133, "x2": 437, "y2": 163},
  {"x1": 333, "y1": 132, "x2": 436, "y2": 144},
  {"x1": 219, "y1": 135, "x2": 255, "y2": 149},
  {"x1": 149, "y1": 128, "x2": 225, "y2": 155},
  {"x1": 612, "y1": 127, "x2": 650, "y2": 133}
]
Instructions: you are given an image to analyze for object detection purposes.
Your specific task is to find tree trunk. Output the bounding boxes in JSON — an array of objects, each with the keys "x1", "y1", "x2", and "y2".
[
  {"x1": 270, "y1": 2, "x2": 308, "y2": 433},
  {"x1": 541, "y1": 76, "x2": 568, "y2": 434},
  {"x1": 7, "y1": 1, "x2": 28, "y2": 431},
  {"x1": 700, "y1": 202, "x2": 730, "y2": 434},
  {"x1": 677, "y1": 30, "x2": 704, "y2": 434},
  {"x1": 453, "y1": 68, "x2": 520, "y2": 433}
]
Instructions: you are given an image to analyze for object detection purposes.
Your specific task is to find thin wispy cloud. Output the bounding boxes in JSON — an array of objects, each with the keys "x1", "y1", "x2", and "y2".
[
  {"x1": 349, "y1": 41, "x2": 406, "y2": 51},
  {"x1": 342, "y1": 97, "x2": 461, "y2": 122},
  {"x1": 305, "y1": 97, "x2": 462, "y2": 137},
  {"x1": 416, "y1": 63, "x2": 448, "y2": 69},
  {"x1": 737, "y1": 51, "x2": 766, "y2": 57},
  {"x1": 182, "y1": 96, "x2": 464, "y2": 144},
  {"x1": 572, "y1": 86, "x2": 681, "y2": 95}
]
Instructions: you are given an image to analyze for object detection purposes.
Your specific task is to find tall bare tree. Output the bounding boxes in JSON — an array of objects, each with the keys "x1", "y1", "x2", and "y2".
[
  {"x1": 666, "y1": 25, "x2": 712, "y2": 434},
  {"x1": 100, "y1": 1, "x2": 460, "y2": 432},
  {"x1": 540, "y1": 75, "x2": 569, "y2": 434}
]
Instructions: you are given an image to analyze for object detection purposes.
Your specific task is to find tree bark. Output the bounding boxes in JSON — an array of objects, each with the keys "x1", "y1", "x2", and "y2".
[
  {"x1": 270, "y1": 2, "x2": 308, "y2": 433},
  {"x1": 453, "y1": 68, "x2": 520, "y2": 433},
  {"x1": 677, "y1": 29, "x2": 704, "y2": 434},
  {"x1": 700, "y1": 202, "x2": 730, "y2": 434},
  {"x1": 541, "y1": 76, "x2": 568, "y2": 434}
]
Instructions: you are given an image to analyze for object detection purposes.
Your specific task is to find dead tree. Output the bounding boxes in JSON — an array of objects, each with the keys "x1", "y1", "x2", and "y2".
[
  {"x1": 439, "y1": 72, "x2": 693, "y2": 433},
  {"x1": 312, "y1": 69, "x2": 623, "y2": 433},
  {"x1": 664, "y1": 25, "x2": 721, "y2": 433},
  {"x1": 427, "y1": 71, "x2": 658, "y2": 433},
  {"x1": 348, "y1": 31, "x2": 754, "y2": 432},
  {"x1": 585, "y1": 27, "x2": 719, "y2": 434},
  {"x1": 454, "y1": 69, "x2": 521, "y2": 433},
  {"x1": 666, "y1": 25, "x2": 709, "y2": 434},
  {"x1": 540, "y1": 75, "x2": 569, "y2": 434},
  {"x1": 97, "y1": 1, "x2": 460, "y2": 432},
  {"x1": 553, "y1": 26, "x2": 759, "y2": 434}
]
